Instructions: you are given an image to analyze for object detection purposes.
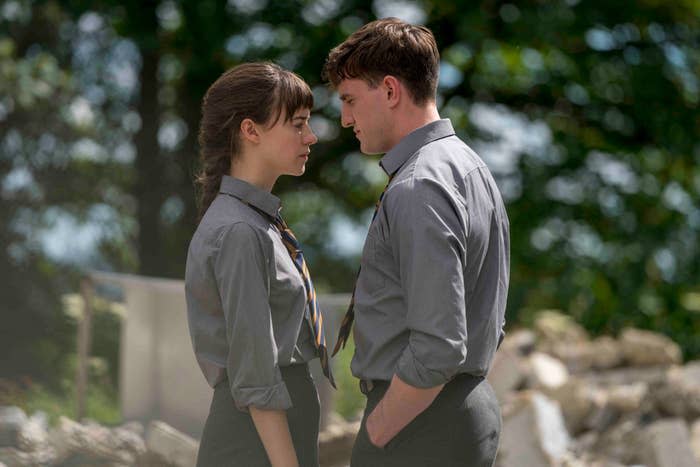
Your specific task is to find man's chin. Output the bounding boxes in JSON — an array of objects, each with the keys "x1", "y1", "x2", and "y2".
[{"x1": 360, "y1": 143, "x2": 384, "y2": 156}]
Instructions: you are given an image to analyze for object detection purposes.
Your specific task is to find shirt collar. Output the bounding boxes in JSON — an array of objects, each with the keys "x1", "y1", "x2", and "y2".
[
  {"x1": 219, "y1": 175, "x2": 281, "y2": 218},
  {"x1": 379, "y1": 119, "x2": 456, "y2": 176}
]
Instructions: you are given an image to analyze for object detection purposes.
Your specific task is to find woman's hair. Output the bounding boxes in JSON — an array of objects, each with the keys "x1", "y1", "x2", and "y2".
[{"x1": 195, "y1": 62, "x2": 314, "y2": 219}]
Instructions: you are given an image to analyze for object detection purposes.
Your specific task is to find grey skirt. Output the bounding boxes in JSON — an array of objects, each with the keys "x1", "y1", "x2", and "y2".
[{"x1": 196, "y1": 363, "x2": 320, "y2": 467}]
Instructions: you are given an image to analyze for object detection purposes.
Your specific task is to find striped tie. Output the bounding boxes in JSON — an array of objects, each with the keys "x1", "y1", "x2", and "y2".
[
  {"x1": 333, "y1": 176, "x2": 394, "y2": 356},
  {"x1": 273, "y1": 215, "x2": 336, "y2": 388}
]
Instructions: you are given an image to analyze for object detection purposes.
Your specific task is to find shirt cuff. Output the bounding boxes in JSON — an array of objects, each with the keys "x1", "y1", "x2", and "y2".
[
  {"x1": 395, "y1": 344, "x2": 456, "y2": 388},
  {"x1": 231, "y1": 380, "x2": 292, "y2": 411}
]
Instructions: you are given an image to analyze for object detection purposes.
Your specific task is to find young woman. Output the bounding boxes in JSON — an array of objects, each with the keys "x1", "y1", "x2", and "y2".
[{"x1": 185, "y1": 62, "x2": 333, "y2": 467}]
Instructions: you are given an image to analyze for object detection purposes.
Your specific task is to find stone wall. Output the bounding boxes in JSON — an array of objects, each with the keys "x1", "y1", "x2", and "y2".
[
  {"x1": 491, "y1": 310, "x2": 700, "y2": 467},
  {"x1": 3, "y1": 309, "x2": 699, "y2": 467}
]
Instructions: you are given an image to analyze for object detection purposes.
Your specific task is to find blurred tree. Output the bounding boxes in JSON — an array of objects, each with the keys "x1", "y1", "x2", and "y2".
[
  {"x1": 2, "y1": 0, "x2": 700, "y2": 386},
  {"x1": 427, "y1": 0, "x2": 700, "y2": 354}
]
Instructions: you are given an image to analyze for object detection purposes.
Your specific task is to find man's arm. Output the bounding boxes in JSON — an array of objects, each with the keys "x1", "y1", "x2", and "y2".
[
  {"x1": 250, "y1": 407, "x2": 299, "y2": 467},
  {"x1": 368, "y1": 177, "x2": 470, "y2": 446},
  {"x1": 366, "y1": 374, "x2": 443, "y2": 448}
]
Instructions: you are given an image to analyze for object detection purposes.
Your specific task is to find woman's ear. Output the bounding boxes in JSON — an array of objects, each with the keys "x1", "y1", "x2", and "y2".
[{"x1": 240, "y1": 118, "x2": 260, "y2": 144}]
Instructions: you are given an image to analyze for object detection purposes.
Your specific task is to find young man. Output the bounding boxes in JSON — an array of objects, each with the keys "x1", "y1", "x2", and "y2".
[{"x1": 323, "y1": 18, "x2": 510, "y2": 466}]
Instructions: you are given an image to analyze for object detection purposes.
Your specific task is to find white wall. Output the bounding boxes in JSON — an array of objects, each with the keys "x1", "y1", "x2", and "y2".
[{"x1": 90, "y1": 271, "x2": 347, "y2": 438}]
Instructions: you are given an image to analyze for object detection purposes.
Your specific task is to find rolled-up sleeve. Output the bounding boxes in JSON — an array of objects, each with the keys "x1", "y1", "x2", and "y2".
[
  {"x1": 213, "y1": 222, "x2": 292, "y2": 410},
  {"x1": 389, "y1": 177, "x2": 469, "y2": 387}
]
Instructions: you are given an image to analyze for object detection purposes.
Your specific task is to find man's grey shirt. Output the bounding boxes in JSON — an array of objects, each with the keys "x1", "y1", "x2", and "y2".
[
  {"x1": 185, "y1": 176, "x2": 317, "y2": 410},
  {"x1": 351, "y1": 119, "x2": 510, "y2": 388}
]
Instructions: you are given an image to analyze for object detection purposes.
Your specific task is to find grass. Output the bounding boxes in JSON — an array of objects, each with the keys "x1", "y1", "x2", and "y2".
[
  {"x1": 0, "y1": 372, "x2": 121, "y2": 426},
  {"x1": 333, "y1": 336, "x2": 365, "y2": 420}
]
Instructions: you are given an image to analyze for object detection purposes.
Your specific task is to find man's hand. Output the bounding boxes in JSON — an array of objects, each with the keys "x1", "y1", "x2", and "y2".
[
  {"x1": 366, "y1": 401, "x2": 389, "y2": 448},
  {"x1": 365, "y1": 374, "x2": 444, "y2": 449}
]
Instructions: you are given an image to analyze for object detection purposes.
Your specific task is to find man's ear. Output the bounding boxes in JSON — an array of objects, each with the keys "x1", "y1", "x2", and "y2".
[
  {"x1": 383, "y1": 75, "x2": 402, "y2": 108},
  {"x1": 240, "y1": 118, "x2": 260, "y2": 144}
]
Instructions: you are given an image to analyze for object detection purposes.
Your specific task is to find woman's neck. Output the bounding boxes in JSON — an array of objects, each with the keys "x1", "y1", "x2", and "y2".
[{"x1": 229, "y1": 158, "x2": 277, "y2": 192}]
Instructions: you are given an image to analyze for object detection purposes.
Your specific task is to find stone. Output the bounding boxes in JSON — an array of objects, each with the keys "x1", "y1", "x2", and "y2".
[
  {"x1": 581, "y1": 365, "x2": 668, "y2": 388},
  {"x1": 655, "y1": 361, "x2": 700, "y2": 418},
  {"x1": 0, "y1": 407, "x2": 27, "y2": 448},
  {"x1": 544, "y1": 378, "x2": 601, "y2": 435},
  {"x1": 17, "y1": 412, "x2": 48, "y2": 453},
  {"x1": 590, "y1": 336, "x2": 624, "y2": 370},
  {"x1": 498, "y1": 391, "x2": 571, "y2": 467},
  {"x1": 488, "y1": 347, "x2": 525, "y2": 403},
  {"x1": 500, "y1": 329, "x2": 537, "y2": 355},
  {"x1": 534, "y1": 310, "x2": 589, "y2": 348},
  {"x1": 117, "y1": 420, "x2": 145, "y2": 438},
  {"x1": 548, "y1": 342, "x2": 596, "y2": 373},
  {"x1": 638, "y1": 418, "x2": 699, "y2": 467},
  {"x1": 605, "y1": 383, "x2": 649, "y2": 413},
  {"x1": 619, "y1": 328, "x2": 682, "y2": 367},
  {"x1": 145, "y1": 420, "x2": 198, "y2": 467},
  {"x1": 319, "y1": 419, "x2": 360, "y2": 467},
  {"x1": 526, "y1": 352, "x2": 570, "y2": 390},
  {"x1": 584, "y1": 402, "x2": 620, "y2": 433},
  {"x1": 691, "y1": 419, "x2": 700, "y2": 464},
  {"x1": 546, "y1": 337, "x2": 622, "y2": 374},
  {"x1": 0, "y1": 446, "x2": 56, "y2": 466},
  {"x1": 591, "y1": 419, "x2": 642, "y2": 464},
  {"x1": 50, "y1": 416, "x2": 145, "y2": 465}
]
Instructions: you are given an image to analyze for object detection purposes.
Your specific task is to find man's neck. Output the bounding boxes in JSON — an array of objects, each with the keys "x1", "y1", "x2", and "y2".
[{"x1": 390, "y1": 103, "x2": 441, "y2": 147}]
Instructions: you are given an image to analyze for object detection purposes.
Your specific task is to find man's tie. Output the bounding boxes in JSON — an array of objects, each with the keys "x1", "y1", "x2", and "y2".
[
  {"x1": 272, "y1": 214, "x2": 336, "y2": 388},
  {"x1": 333, "y1": 176, "x2": 394, "y2": 356}
]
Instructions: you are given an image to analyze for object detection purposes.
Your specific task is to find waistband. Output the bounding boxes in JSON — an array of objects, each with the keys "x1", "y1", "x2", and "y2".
[
  {"x1": 215, "y1": 362, "x2": 311, "y2": 389},
  {"x1": 359, "y1": 373, "x2": 484, "y2": 396}
]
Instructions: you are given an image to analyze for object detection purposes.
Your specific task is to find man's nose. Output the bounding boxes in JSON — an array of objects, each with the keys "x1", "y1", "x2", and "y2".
[{"x1": 340, "y1": 107, "x2": 353, "y2": 128}]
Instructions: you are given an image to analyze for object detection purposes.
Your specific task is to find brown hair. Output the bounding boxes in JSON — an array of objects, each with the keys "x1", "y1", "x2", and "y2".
[
  {"x1": 195, "y1": 62, "x2": 313, "y2": 219},
  {"x1": 322, "y1": 18, "x2": 439, "y2": 105}
]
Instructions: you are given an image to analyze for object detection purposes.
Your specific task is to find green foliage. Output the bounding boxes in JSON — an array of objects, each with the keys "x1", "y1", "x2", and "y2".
[
  {"x1": 2, "y1": 0, "x2": 700, "y2": 393},
  {"x1": 0, "y1": 356, "x2": 121, "y2": 426},
  {"x1": 333, "y1": 337, "x2": 365, "y2": 420}
]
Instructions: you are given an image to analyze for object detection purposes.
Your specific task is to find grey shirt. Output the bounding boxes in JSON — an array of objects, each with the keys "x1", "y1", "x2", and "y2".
[
  {"x1": 185, "y1": 176, "x2": 317, "y2": 410},
  {"x1": 351, "y1": 119, "x2": 510, "y2": 388}
]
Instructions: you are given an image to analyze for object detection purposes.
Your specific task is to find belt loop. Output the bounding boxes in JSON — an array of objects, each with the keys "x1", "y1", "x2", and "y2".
[{"x1": 359, "y1": 379, "x2": 375, "y2": 395}]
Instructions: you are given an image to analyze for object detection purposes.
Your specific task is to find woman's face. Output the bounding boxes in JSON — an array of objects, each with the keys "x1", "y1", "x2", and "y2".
[{"x1": 258, "y1": 107, "x2": 318, "y2": 177}]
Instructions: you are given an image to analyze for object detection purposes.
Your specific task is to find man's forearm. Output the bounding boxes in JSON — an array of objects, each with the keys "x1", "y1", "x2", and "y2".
[
  {"x1": 366, "y1": 374, "x2": 445, "y2": 447},
  {"x1": 249, "y1": 406, "x2": 299, "y2": 467}
]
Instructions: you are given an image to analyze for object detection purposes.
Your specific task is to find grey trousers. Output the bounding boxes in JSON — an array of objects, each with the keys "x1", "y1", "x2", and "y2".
[
  {"x1": 351, "y1": 374, "x2": 501, "y2": 467},
  {"x1": 196, "y1": 363, "x2": 320, "y2": 467}
]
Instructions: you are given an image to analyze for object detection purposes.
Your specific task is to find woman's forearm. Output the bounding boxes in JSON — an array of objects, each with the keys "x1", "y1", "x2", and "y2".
[{"x1": 249, "y1": 406, "x2": 299, "y2": 467}]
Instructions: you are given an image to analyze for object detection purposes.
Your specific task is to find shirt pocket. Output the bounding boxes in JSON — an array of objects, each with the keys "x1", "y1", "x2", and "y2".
[{"x1": 358, "y1": 228, "x2": 386, "y2": 297}]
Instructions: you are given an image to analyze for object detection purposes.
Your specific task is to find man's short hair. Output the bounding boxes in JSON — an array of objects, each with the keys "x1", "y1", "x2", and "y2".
[{"x1": 322, "y1": 18, "x2": 440, "y2": 105}]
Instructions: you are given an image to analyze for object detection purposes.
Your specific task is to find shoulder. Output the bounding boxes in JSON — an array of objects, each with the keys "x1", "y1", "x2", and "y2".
[
  {"x1": 195, "y1": 195, "x2": 271, "y2": 244},
  {"x1": 414, "y1": 135, "x2": 486, "y2": 180},
  {"x1": 215, "y1": 221, "x2": 273, "y2": 256}
]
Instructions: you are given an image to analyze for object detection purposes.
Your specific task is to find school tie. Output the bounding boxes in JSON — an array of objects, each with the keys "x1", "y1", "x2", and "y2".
[
  {"x1": 272, "y1": 214, "x2": 336, "y2": 389},
  {"x1": 332, "y1": 176, "x2": 394, "y2": 356}
]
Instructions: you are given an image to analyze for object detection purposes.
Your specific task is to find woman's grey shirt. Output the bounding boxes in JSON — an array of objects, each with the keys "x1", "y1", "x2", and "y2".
[{"x1": 185, "y1": 176, "x2": 317, "y2": 410}]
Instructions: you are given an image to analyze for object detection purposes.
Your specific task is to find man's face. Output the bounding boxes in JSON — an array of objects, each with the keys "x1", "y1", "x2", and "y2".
[{"x1": 337, "y1": 78, "x2": 391, "y2": 155}]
